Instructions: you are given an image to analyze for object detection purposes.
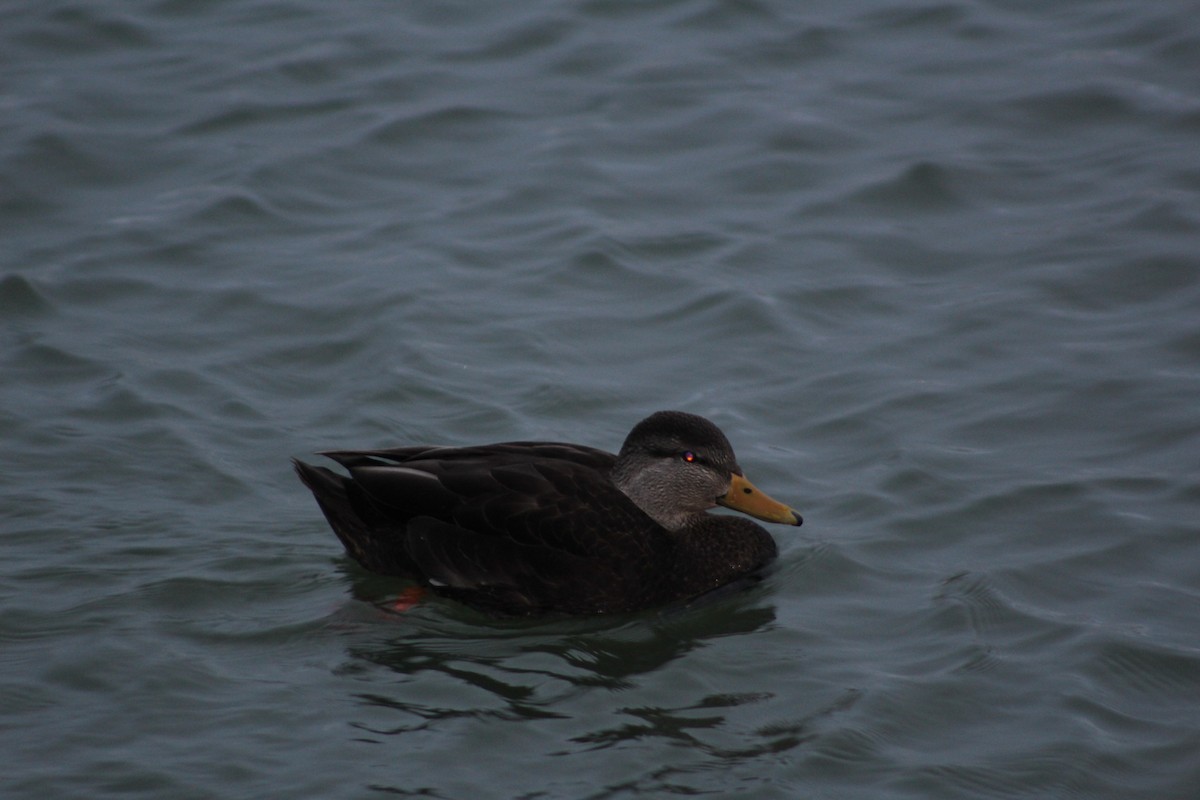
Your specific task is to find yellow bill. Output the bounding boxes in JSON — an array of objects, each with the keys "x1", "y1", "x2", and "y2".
[{"x1": 718, "y1": 472, "x2": 803, "y2": 526}]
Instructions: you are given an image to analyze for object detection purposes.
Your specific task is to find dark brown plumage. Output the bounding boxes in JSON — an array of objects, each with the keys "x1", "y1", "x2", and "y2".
[{"x1": 293, "y1": 410, "x2": 802, "y2": 615}]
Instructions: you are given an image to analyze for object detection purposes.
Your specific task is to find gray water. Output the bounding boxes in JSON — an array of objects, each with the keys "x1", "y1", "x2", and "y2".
[{"x1": 3, "y1": 1, "x2": 1199, "y2": 798}]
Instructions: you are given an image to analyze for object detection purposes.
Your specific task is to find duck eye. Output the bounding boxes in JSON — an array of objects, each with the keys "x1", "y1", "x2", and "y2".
[{"x1": 681, "y1": 451, "x2": 697, "y2": 463}]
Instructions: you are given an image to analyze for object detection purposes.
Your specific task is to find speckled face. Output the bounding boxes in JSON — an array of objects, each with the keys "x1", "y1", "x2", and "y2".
[{"x1": 614, "y1": 411, "x2": 802, "y2": 530}]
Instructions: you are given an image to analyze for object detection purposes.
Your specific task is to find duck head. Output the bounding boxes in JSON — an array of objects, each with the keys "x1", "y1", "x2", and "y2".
[{"x1": 611, "y1": 410, "x2": 803, "y2": 532}]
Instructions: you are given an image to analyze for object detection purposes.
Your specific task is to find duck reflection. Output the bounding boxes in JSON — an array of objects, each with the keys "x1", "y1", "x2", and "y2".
[{"x1": 336, "y1": 565, "x2": 779, "y2": 735}]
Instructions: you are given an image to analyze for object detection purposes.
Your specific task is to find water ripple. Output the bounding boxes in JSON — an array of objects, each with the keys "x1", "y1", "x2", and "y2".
[{"x1": 4, "y1": 1, "x2": 1200, "y2": 798}]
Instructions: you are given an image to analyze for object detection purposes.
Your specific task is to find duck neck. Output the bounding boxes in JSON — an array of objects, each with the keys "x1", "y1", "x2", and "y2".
[{"x1": 611, "y1": 459, "x2": 692, "y2": 532}]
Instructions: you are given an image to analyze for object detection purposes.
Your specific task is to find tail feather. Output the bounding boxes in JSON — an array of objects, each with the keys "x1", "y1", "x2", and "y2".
[{"x1": 292, "y1": 458, "x2": 416, "y2": 576}]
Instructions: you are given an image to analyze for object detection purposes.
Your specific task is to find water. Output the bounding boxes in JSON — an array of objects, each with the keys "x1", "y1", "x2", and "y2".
[{"x1": 3, "y1": 0, "x2": 1199, "y2": 797}]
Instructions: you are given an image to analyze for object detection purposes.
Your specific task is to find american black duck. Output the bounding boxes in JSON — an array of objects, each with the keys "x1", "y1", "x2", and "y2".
[{"x1": 293, "y1": 410, "x2": 802, "y2": 615}]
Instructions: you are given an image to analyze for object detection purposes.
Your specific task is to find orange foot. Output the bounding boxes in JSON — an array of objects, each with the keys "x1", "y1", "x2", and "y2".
[{"x1": 386, "y1": 586, "x2": 428, "y2": 613}]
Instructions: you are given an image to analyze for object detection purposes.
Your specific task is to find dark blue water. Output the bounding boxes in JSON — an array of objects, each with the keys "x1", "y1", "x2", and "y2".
[{"x1": 3, "y1": 1, "x2": 1199, "y2": 797}]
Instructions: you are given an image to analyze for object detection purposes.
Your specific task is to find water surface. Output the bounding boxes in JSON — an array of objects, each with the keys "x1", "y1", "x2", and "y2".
[{"x1": 3, "y1": 1, "x2": 1199, "y2": 798}]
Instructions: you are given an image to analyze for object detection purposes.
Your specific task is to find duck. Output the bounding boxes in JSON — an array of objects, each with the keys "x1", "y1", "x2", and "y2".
[{"x1": 293, "y1": 410, "x2": 802, "y2": 615}]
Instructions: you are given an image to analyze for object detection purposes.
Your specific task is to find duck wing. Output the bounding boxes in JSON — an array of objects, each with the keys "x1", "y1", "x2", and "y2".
[{"x1": 294, "y1": 443, "x2": 671, "y2": 614}]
